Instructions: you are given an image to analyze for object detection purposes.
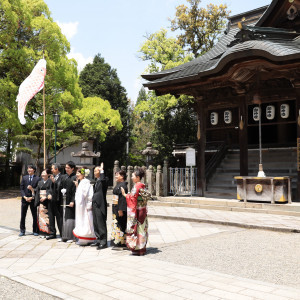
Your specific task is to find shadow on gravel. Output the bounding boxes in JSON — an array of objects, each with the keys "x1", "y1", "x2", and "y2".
[
  {"x1": 0, "y1": 189, "x2": 19, "y2": 199},
  {"x1": 146, "y1": 247, "x2": 162, "y2": 254}
]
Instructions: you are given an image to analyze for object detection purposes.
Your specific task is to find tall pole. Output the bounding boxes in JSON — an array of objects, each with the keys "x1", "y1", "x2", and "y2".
[
  {"x1": 259, "y1": 103, "x2": 262, "y2": 165},
  {"x1": 126, "y1": 99, "x2": 130, "y2": 167},
  {"x1": 43, "y1": 85, "x2": 46, "y2": 169},
  {"x1": 54, "y1": 121, "x2": 57, "y2": 163}
]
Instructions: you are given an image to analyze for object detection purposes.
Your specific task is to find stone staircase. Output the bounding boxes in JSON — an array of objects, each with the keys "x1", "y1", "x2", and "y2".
[
  {"x1": 148, "y1": 195, "x2": 300, "y2": 217},
  {"x1": 205, "y1": 147, "x2": 297, "y2": 199}
]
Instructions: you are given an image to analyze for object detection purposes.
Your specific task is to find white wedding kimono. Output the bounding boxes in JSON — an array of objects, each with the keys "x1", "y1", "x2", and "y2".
[{"x1": 73, "y1": 178, "x2": 96, "y2": 245}]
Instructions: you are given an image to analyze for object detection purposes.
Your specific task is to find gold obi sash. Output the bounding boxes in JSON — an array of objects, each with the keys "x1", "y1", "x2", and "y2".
[{"x1": 112, "y1": 195, "x2": 118, "y2": 205}]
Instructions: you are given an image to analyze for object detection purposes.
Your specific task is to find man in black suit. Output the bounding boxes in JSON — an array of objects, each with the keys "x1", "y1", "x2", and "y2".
[
  {"x1": 91, "y1": 163, "x2": 108, "y2": 249},
  {"x1": 19, "y1": 164, "x2": 40, "y2": 236},
  {"x1": 46, "y1": 163, "x2": 63, "y2": 240}
]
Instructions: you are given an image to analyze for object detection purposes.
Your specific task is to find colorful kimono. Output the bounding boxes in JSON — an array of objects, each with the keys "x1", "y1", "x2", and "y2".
[
  {"x1": 73, "y1": 178, "x2": 96, "y2": 245},
  {"x1": 35, "y1": 179, "x2": 52, "y2": 236},
  {"x1": 111, "y1": 181, "x2": 128, "y2": 247},
  {"x1": 126, "y1": 182, "x2": 148, "y2": 255}
]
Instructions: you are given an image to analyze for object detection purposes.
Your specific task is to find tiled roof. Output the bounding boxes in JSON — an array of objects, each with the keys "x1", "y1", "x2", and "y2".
[
  {"x1": 143, "y1": 29, "x2": 300, "y2": 87},
  {"x1": 142, "y1": 1, "x2": 300, "y2": 89}
]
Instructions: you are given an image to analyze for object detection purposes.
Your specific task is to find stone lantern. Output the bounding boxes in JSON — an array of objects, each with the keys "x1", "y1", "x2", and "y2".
[
  {"x1": 141, "y1": 142, "x2": 159, "y2": 168},
  {"x1": 71, "y1": 142, "x2": 100, "y2": 180}
]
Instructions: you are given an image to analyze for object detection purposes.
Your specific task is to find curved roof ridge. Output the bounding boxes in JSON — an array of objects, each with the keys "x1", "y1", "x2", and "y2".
[{"x1": 255, "y1": 0, "x2": 279, "y2": 26}]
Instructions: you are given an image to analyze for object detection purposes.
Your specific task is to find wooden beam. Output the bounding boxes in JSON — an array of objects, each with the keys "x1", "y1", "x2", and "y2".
[
  {"x1": 239, "y1": 96, "x2": 248, "y2": 176},
  {"x1": 295, "y1": 87, "x2": 300, "y2": 202},
  {"x1": 196, "y1": 103, "x2": 206, "y2": 196}
]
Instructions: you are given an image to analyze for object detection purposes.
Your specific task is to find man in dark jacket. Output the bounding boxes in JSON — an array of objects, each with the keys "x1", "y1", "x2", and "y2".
[
  {"x1": 19, "y1": 164, "x2": 40, "y2": 236},
  {"x1": 46, "y1": 163, "x2": 63, "y2": 240},
  {"x1": 91, "y1": 163, "x2": 108, "y2": 249}
]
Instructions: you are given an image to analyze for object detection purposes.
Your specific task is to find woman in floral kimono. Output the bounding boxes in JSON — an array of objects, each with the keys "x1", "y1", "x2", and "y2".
[
  {"x1": 73, "y1": 168, "x2": 96, "y2": 246},
  {"x1": 121, "y1": 168, "x2": 148, "y2": 256},
  {"x1": 111, "y1": 170, "x2": 128, "y2": 250},
  {"x1": 35, "y1": 169, "x2": 52, "y2": 237}
]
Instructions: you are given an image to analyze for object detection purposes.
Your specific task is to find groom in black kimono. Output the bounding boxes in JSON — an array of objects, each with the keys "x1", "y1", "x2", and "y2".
[
  {"x1": 91, "y1": 163, "x2": 108, "y2": 249},
  {"x1": 60, "y1": 161, "x2": 76, "y2": 242},
  {"x1": 46, "y1": 163, "x2": 63, "y2": 240}
]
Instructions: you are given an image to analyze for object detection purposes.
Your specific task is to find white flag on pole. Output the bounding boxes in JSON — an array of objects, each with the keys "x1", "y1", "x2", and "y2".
[{"x1": 16, "y1": 59, "x2": 47, "y2": 125}]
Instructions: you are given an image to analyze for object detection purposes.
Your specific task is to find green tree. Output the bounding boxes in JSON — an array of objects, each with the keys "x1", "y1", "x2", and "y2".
[
  {"x1": 170, "y1": 0, "x2": 230, "y2": 57},
  {"x1": 137, "y1": 29, "x2": 193, "y2": 120},
  {"x1": 0, "y1": 0, "x2": 73, "y2": 178},
  {"x1": 129, "y1": 87, "x2": 154, "y2": 166},
  {"x1": 79, "y1": 54, "x2": 129, "y2": 179},
  {"x1": 0, "y1": 0, "x2": 122, "y2": 179}
]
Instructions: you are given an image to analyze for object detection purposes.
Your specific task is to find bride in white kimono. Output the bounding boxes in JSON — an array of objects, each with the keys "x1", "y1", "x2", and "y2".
[{"x1": 73, "y1": 168, "x2": 96, "y2": 245}]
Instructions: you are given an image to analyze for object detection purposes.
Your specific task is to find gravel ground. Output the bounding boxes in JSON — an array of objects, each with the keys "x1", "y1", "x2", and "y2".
[
  {"x1": 0, "y1": 277, "x2": 60, "y2": 300},
  {"x1": 147, "y1": 227, "x2": 300, "y2": 289}
]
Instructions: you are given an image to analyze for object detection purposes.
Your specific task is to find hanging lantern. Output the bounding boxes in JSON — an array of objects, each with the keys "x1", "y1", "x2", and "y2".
[
  {"x1": 266, "y1": 105, "x2": 275, "y2": 120},
  {"x1": 210, "y1": 112, "x2": 218, "y2": 125},
  {"x1": 253, "y1": 106, "x2": 260, "y2": 121},
  {"x1": 280, "y1": 104, "x2": 289, "y2": 119},
  {"x1": 224, "y1": 110, "x2": 232, "y2": 124}
]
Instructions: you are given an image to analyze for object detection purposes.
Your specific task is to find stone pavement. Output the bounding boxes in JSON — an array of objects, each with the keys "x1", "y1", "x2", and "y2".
[
  {"x1": 147, "y1": 205, "x2": 300, "y2": 233},
  {"x1": 0, "y1": 197, "x2": 300, "y2": 299}
]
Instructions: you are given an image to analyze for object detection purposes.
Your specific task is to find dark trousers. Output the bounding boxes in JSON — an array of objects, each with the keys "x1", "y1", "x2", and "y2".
[
  {"x1": 20, "y1": 200, "x2": 37, "y2": 233},
  {"x1": 48, "y1": 200, "x2": 62, "y2": 237},
  {"x1": 92, "y1": 203, "x2": 107, "y2": 245}
]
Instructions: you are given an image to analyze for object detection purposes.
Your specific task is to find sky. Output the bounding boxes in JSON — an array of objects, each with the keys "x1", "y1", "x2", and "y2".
[{"x1": 45, "y1": 0, "x2": 271, "y2": 103}]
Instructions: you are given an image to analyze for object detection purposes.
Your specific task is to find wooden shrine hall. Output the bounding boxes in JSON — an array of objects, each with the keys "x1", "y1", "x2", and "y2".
[{"x1": 142, "y1": 0, "x2": 300, "y2": 200}]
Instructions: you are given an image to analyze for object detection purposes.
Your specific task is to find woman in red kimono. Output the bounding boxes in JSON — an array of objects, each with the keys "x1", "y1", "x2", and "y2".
[{"x1": 121, "y1": 168, "x2": 148, "y2": 256}]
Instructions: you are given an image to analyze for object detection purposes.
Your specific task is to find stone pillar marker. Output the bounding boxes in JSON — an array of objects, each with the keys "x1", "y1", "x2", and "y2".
[
  {"x1": 147, "y1": 165, "x2": 154, "y2": 194},
  {"x1": 127, "y1": 166, "x2": 133, "y2": 192},
  {"x1": 163, "y1": 160, "x2": 169, "y2": 196},
  {"x1": 142, "y1": 166, "x2": 147, "y2": 185},
  {"x1": 113, "y1": 160, "x2": 120, "y2": 187},
  {"x1": 156, "y1": 165, "x2": 163, "y2": 196}
]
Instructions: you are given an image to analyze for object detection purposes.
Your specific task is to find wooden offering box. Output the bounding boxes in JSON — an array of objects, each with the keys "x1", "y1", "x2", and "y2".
[{"x1": 234, "y1": 176, "x2": 292, "y2": 204}]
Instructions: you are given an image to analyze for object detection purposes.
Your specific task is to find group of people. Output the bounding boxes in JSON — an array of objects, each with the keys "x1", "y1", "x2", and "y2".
[{"x1": 19, "y1": 162, "x2": 149, "y2": 255}]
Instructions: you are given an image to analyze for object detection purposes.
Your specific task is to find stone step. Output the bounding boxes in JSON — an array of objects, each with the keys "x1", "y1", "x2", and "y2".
[
  {"x1": 210, "y1": 175, "x2": 298, "y2": 183},
  {"x1": 207, "y1": 148, "x2": 297, "y2": 200},
  {"x1": 216, "y1": 167, "x2": 295, "y2": 173},
  {"x1": 150, "y1": 197, "x2": 300, "y2": 217},
  {"x1": 221, "y1": 162, "x2": 296, "y2": 168}
]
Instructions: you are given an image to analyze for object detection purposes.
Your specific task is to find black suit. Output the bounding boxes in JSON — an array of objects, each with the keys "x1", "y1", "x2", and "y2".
[
  {"x1": 48, "y1": 173, "x2": 63, "y2": 236},
  {"x1": 92, "y1": 173, "x2": 108, "y2": 245},
  {"x1": 20, "y1": 174, "x2": 40, "y2": 234}
]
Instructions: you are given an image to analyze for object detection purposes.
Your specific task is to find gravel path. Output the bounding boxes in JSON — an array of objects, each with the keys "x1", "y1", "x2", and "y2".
[
  {"x1": 147, "y1": 227, "x2": 300, "y2": 289},
  {"x1": 0, "y1": 277, "x2": 60, "y2": 300}
]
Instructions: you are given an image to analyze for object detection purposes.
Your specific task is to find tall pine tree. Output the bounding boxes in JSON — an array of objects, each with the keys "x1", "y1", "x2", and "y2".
[{"x1": 79, "y1": 54, "x2": 129, "y2": 181}]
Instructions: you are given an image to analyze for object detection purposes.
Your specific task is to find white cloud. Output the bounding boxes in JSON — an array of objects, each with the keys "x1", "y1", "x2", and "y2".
[
  {"x1": 56, "y1": 21, "x2": 79, "y2": 40},
  {"x1": 67, "y1": 48, "x2": 93, "y2": 72}
]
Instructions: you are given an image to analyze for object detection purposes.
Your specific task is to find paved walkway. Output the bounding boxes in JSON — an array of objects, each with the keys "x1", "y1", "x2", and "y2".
[
  {"x1": 0, "y1": 197, "x2": 300, "y2": 299},
  {"x1": 147, "y1": 206, "x2": 300, "y2": 233}
]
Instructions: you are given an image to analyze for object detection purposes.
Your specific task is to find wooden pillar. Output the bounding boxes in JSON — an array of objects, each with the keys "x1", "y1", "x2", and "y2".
[
  {"x1": 239, "y1": 96, "x2": 248, "y2": 176},
  {"x1": 295, "y1": 88, "x2": 300, "y2": 202},
  {"x1": 196, "y1": 103, "x2": 206, "y2": 196}
]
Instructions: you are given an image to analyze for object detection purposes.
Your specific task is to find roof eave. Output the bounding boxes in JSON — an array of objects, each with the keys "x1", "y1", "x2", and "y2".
[{"x1": 143, "y1": 49, "x2": 300, "y2": 92}]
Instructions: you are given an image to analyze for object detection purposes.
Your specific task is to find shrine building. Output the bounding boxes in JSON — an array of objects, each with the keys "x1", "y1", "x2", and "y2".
[{"x1": 142, "y1": 0, "x2": 300, "y2": 201}]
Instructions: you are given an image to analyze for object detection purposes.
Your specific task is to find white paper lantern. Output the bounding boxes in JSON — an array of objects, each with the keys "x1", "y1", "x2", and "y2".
[
  {"x1": 210, "y1": 112, "x2": 218, "y2": 125},
  {"x1": 266, "y1": 105, "x2": 275, "y2": 120},
  {"x1": 224, "y1": 110, "x2": 232, "y2": 124},
  {"x1": 253, "y1": 106, "x2": 260, "y2": 121},
  {"x1": 280, "y1": 104, "x2": 289, "y2": 119}
]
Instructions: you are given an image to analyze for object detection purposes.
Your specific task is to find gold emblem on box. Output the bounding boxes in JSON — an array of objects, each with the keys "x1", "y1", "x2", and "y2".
[{"x1": 255, "y1": 184, "x2": 263, "y2": 193}]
